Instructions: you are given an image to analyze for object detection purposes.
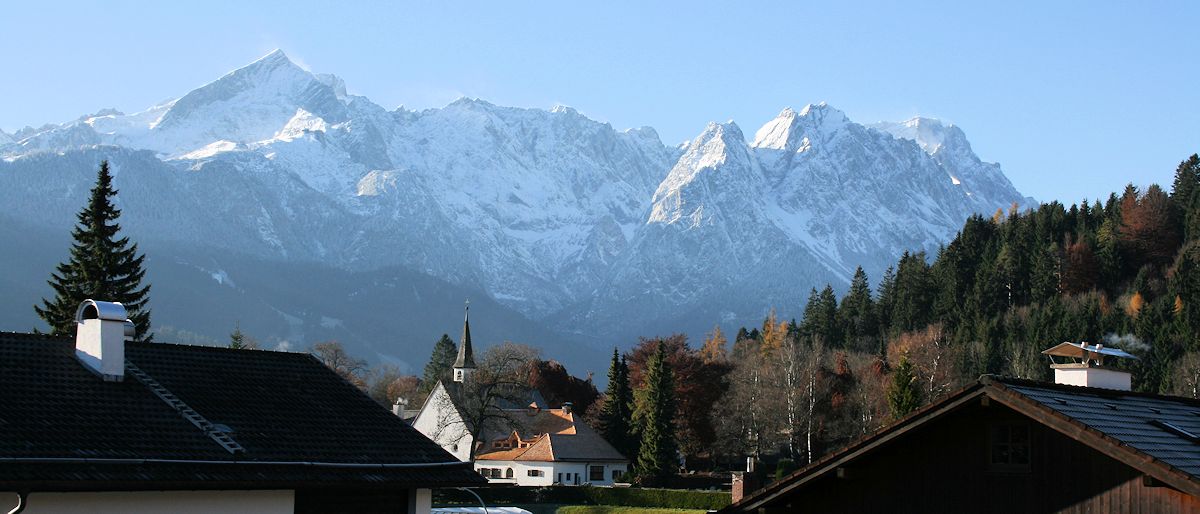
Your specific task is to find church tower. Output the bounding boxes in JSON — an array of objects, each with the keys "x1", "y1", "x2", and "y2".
[{"x1": 452, "y1": 301, "x2": 476, "y2": 382}]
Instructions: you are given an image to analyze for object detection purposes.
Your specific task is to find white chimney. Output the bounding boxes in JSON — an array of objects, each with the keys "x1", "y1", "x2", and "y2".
[
  {"x1": 75, "y1": 299, "x2": 133, "y2": 381},
  {"x1": 392, "y1": 397, "x2": 409, "y2": 416},
  {"x1": 1042, "y1": 341, "x2": 1137, "y2": 391}
]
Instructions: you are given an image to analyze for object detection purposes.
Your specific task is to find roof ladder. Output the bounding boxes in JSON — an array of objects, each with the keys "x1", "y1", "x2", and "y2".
[{"x1": 125, "y1": 360, "x2": 246, "y2": 455}]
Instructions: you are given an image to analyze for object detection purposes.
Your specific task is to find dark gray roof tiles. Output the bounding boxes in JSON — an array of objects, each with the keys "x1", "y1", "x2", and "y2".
[
  {"x1": 0, "y1": 332, "x2": 485, "y2": 489},
  {"x1": 1003, "y1": 379, "x2": 1200, "y2": 478}
]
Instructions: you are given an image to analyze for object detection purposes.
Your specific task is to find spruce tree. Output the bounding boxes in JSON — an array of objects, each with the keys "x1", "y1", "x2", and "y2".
[
  {"x1": 228, "y1": 322, "x2": 258, "y2": 349},
  {"x1": 887, "y1": 356, "x2": 923, "y2": 419},
  {"x1": 230, "y1": 322, "x2": 248, "y2": 349},
  {"x1": 598, "y1": 348, "x2": 636, "y2": 459},
  {"x1": 1172, "y1": 154, "x2": 1200, "y2": 241},
  {"x1": 876, "y1": 265, "x2": 897, "y2": 337},
  {"x1": 838, "y1": 266, "x2": 875, "y2": 346},
  {"x1": 633, "y1": 341, "x2": 678, "y2": 483},
  {"x1": 35, "y1": 161, "x2": 151, "y2": 340},
  {"x1": 420, "y1": 334, "x2": 458, "y2": 394}
]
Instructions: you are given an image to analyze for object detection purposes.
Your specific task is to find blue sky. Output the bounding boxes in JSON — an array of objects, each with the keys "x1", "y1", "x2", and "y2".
[{"x1": 2, "y1": 1, "x2": 1196, "y2": 203}]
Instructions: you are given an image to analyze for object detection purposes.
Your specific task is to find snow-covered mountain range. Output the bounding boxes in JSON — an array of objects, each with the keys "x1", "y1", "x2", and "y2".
[{"x1": 0, "y1": 50, "x2": 1032, "y2": 369}]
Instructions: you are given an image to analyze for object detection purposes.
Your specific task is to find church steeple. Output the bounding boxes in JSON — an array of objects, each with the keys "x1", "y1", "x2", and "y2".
[{"x1": 453, "y1": 300, "x2": 476, "y2": 382}]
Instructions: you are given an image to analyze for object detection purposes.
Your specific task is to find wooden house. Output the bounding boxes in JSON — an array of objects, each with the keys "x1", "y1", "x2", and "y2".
[{"x1": 724, "y1": 343, "x2": 1200, "y2": 513}]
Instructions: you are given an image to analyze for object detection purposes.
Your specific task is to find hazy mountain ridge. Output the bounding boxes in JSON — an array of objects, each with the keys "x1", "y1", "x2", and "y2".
[{"x1": 0, "y1": 50, "x2": 1032, "y2": 365}]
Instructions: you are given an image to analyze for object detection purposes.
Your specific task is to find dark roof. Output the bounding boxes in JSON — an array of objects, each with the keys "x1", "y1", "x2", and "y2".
[
  {"x1": 453, "y1": 307, "x2": 475, "y2": 369},
  {"x1": 726, "y1": 376, "x2": 1200, "y2": 512},
  {"x1": 1002, "y1": 378, "x2": 1200, "y2": 478},
  {"x1": 0, "y1": 332, "x2": 485, "y2": 491}
]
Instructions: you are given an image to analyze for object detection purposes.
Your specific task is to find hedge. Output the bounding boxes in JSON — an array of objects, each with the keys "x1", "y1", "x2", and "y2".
[{"x1": 434, "y1": 485, "x2": 731, "y2": 510}]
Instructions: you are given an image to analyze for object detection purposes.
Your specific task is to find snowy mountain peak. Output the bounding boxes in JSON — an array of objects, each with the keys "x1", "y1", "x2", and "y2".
[
  {"x1": 752, "y1": 103, "x2": 849, "y2": 151},
  {"x1": 256, "y1": 48, "x2": 292, "y2": 65},
  {"x1": 315, "y1": 73, "x2": 348, "y2": 100},
  {"x1": 550, "y1": 104, "x2": 578, "y2": 115},
  {"x1": 144, "y1": 50, "x2": 349, "y2": 156},
  {"x1": 870, "y1": 117, "x2": 1034, "y2": 208},
  {"x1": 650, "y1": 120, "x2": 757, "y2": 224},
  {"x1": 0, "y1": 52, "x2": 1035, "y2": 354},
  {"x1": 697, "y1": 120, "x2": 744, "y2": 145},
  {"x1": 873, "y1": 116, "x2": 962, "y2": 154}
]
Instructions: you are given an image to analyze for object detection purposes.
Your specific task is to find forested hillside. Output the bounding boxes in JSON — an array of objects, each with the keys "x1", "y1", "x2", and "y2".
[{"x1": 594, "y1": 154, "x2": 1200, "y2": 470}]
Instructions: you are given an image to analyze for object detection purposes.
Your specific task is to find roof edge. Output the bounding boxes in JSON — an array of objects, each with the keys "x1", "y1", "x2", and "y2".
[
  {"x1": 728, "y1": 381, "x2": 987, "y2": 511},
  {"x1": 985, "y1": 378, "x2": 1200, "y2": 498},
  {"x1": 727, "y1": 376, "x2": 1200, "y2": 512}
]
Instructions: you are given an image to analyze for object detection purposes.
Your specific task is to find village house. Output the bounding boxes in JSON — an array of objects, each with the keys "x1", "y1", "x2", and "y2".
[
  {"x1": 723, "y1": 342, "x2": 1200, "y2": 513},
  {"x1": 0, "y1": 300, "x2": 484, "y2": 514},
  {"x1": 409, "y1": 308, "x2": 628, "y2": 486}
]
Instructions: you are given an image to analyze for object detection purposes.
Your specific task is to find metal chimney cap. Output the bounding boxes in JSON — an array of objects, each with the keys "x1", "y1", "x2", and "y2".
[
  {"x1": 1042, "y1": 341, "x2": 1138, "y2": 360},
  {"x1": 75, "y1": 299, "x2": 128, "y2": 323}
]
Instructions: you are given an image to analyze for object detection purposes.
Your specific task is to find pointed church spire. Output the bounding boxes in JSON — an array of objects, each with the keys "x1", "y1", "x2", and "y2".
[{"x1": 453, "y1": 300, "x2": 475, "y2": 381}]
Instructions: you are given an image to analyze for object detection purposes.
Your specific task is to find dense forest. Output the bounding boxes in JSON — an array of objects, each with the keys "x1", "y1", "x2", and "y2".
[{"x1": 588, "y1": 154, "x2": 1200, "y2": 472}]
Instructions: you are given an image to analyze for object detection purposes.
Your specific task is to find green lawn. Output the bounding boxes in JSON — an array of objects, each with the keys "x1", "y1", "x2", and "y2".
[{"x1": 555, "y1": 507, "x2": 710, "y2": 514}]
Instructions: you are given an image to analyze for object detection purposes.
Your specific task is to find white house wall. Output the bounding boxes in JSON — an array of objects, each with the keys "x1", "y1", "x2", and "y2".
[
  {"x1": 413, "y1": 382, "x2": 473, "y2": 462},
  {"x1": 20, "y1": 490, "x2": 294, "y2": 514},
  {"x1": 475, "y1": 461, "x2": 628, "y2": 487}
]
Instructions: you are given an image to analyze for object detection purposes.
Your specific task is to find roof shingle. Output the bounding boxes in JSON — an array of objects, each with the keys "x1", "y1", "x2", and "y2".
[{"x1": 0, "y1": 332, "x2": 485, "y2": 489}]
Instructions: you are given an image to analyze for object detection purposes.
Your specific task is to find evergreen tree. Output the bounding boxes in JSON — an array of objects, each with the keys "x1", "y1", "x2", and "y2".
[
  {"x1": 886, "y1": 356, "x2": 923, "y2": 419},
  {"x1": 876, "y1": 265, "x2": 897, "y2": 340},
  {"x1": 799, "y1": 288, "x2": 821, "y2": 337},
  {"x1": 598, "y1": 348, "x2": 637, "y2": 459},
  {"x1": 1172, "y1": 154, "x2": 1200, "y2": 241},
  {"x1": 35, "y1": 161, "x2": 152, "y2": 340},
  {"x1": 891, "y1": 251, "x2": 936, "y2": 332},
  {"x1": 420, "y1": 334, "x2": 458, "y2": 394},
  {"x1": 818, "y1": 285, "x2": 841, "y2": 345},
  {"x1": 228, "y1": 322, "x2": 257, "y2": 349},
  {"x1": 633, "y1": 341, "x2": 678, "y2": 483},
  {"x1": 838, "y1": 266, "x2": 876, "y2": 353},
  {"x1": 1030, "y1": 242, "x2": 1060, "y2": 304}
]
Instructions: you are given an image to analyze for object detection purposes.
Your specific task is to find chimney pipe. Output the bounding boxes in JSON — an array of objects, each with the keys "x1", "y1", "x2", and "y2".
[
  {"x1": 562, "y1": 402, "x2": 573, "y2": 415},
  {"x1": 732, "y1": 458, "x2": 761, "y2": 504},
  {"x1": 1042, "y1": 341, "x2": 1136, "y2": 391},
  {"x1": 74, "y1": 299, "x2": 129, "y2": 381}
]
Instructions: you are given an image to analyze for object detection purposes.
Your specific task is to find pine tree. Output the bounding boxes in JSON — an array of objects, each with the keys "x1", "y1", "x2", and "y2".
[
  {"x1": 420, "y1": 334, "x2": 458, "y2": 394},
  {"x1": 633, "y1": 341, "x2": 678, "y2": 483},
  {"x1": 876, "y1": 265, "x2": 897, "y2": 340},
  {"x1": 598, "y1": 348, "x2": 636, "y2": 459},
  {"x1": 35, "y1": 161, "x2": 151, "y2": 340},
  {"x1": 839, "y1": 266, "x2": 876, "y2": 351},
  {"x1": 886, "y1": 356, "x2": 922, "y2": 419},
  {"x1": 228, "y1": 322, "x2": 257, "y2": 349},
  {"x1": 1030, "y1": 242, "x2": 1060, "y2": 304},
  {"x1": 818, "y1": 285, "x2": 841, "y2": 345},
  {"x1": 1172, "y1": 154, "x2": 1200, "y2": 241}
]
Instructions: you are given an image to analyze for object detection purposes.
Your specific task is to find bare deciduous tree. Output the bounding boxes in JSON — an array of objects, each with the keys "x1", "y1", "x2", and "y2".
[
  {"x1": 429, "y1": 342, "x2": 540, "y2": 458},
  {"x1": 311, "y1": 340, "x2": 367, "y2": 388},
  {"x1": 889, "y1": 324, "x2": 963, "y2": 402},
  {"x1": 1172, "y1": 351, "x2": 1200, "y2": 398}
]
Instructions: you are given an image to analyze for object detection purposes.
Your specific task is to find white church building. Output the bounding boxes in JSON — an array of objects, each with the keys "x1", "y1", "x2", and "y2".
[{"x1": 408, "y1": 307, "x2": 628, "y2": 486}]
